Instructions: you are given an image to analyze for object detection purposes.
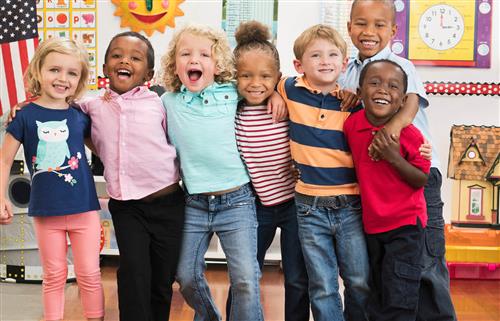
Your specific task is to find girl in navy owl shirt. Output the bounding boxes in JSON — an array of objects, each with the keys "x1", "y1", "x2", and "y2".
[{"x1": 0, "y1": 38, "x2": 104, "y2": 321}]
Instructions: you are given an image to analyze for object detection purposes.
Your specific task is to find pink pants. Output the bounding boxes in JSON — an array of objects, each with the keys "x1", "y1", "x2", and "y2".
[{"x1": 34, "y1": 211, "x2": 104, "y2": 320}]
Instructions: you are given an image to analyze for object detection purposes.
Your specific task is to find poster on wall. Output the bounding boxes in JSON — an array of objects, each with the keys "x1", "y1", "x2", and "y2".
[
  {"x1": 110, "y1": 0, "x2": 184, "y2": 36},
  {"x1": 36, "y1": 0, "x2": 98, "y2": 88},
  {"x1": 392, "y1": 0, "x2": 493, "y2": 68},
  {"x1": 320, "y1": 0, "x2": 358, "y2": 59},
  {"x1": 221, "y1": 0, "x2": 278, "y2": 48}
]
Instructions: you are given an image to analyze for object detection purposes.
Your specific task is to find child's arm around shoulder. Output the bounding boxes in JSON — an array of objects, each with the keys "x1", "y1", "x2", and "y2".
[{"x1": 372, "y1": 127, "x2": 428, "y2": 188}]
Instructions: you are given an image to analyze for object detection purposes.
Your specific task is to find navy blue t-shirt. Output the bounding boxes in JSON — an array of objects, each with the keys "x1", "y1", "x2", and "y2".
[{"x1": 7, "y1": 103, "x2": 100, "y2": 216}]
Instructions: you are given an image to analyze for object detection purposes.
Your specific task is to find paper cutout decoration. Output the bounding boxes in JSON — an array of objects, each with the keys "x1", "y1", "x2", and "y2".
[{"x1": 111, "y1": 0, "x2": 184, "y2": 36}]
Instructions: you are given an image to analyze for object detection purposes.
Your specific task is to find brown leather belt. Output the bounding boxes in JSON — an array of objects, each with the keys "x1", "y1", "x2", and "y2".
[{"x1": 201, "y1": 185, "x2": 242, "y2": 196}]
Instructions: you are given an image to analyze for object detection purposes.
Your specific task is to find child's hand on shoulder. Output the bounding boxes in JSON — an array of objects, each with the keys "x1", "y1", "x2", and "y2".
[
  {"x1": 267, "y1": 91, "x2": 288, "y2": 123},
  {"x1": 338, "y1": 89, "x2": 359, "y2": 111},
  {"x1": 370, "y1": 128, "x2": 401, "y2": 164},
  {"x1": 419, "y1": 139, "x2": 432, "y2": 161},
  {"x1": 7, "y1": 99, "x2": 32, "y2": 124},
  {"x1": 101, "y1": 90, "x2": 113, "y2": 103}
]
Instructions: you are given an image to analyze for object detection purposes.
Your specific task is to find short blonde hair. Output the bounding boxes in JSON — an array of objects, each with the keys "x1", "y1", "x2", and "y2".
[
  {"x1": 161, "y1": 24, "x2": 235, "y2": 92},
  {"x1": 293, "y1": 24, "x2": 347, "y2": 60},
  {"x1": 25, "y1": 38, "x2": 90, "y2": 102}
]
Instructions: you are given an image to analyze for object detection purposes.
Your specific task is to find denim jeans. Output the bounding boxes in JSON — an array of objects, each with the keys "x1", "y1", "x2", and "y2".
[
  {"x1": 295, "y1": 195, "x2": 370, "y2": 321},
  {"x1": 176, "y1": 183, "x2": 263, "y2": 321},
  {"x1": 417, "y1": 168, "x2": 456, "y2": 321},
  {"x1": 257, "y1": 199, "x2": 310, "y2": 321}
]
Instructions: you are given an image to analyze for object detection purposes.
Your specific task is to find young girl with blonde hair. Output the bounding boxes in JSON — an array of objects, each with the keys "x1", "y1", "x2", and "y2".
[
  {"x1": 0, "y1": 37, "x2": 104, "y2": 321},
  {"x1": 161, "y1": 24, "x2": 269, "y2": 321}
]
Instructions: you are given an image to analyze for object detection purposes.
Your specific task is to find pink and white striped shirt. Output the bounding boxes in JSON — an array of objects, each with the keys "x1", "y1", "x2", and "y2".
[{"x1": 235, "y1": 105, "x2": 295, "y2": 206}]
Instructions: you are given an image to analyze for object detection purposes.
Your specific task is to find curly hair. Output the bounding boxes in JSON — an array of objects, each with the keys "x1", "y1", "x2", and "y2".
[
  {"x1": 233, "y1": 20, "x2": 280, "y2": 71},
  {"x1": 161, "y1": 24, "x2": 235, "y2": 92},
  {"x1": 25, "y1": 38, "x2": 90, "y2": 102}
]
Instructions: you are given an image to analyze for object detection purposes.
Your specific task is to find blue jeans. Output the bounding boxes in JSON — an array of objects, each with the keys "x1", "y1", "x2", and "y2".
[
  {"x1": 176, "y1": 184, "x2": 263, "y2": 321},
  {"x1": 417, "y1": 168, "x2": 456, "y2": 321},
  {"x1": 256, "y1": 199, "x2": 310, "y2": 321},
  {"x1": 295, "y1": 195, "x2": 370, "y2": 321}
]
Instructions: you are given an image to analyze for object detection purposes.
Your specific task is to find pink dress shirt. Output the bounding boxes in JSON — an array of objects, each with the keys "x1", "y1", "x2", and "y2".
[{"x1": 79, "y1": 86, "x2": 179, "y2": 200}]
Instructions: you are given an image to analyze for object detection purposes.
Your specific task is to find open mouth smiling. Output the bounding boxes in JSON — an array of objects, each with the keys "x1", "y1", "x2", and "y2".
[{"x1": 188, "y1": 69, "x2": 202, "y2": 81}]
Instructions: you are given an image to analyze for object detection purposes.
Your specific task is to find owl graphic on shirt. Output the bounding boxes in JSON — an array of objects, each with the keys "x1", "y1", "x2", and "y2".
[{"x1": 35, "y1": 119, "x2": 71, "y2": 171}]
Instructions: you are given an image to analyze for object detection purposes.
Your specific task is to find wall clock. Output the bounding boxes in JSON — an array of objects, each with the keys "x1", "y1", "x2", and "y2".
[{"x1": 391, "y1": 0, "x2": 492, "y2": 68}]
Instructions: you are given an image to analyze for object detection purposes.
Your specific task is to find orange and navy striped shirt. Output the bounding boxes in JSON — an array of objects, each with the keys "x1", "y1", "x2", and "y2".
[{"x1": 277, "y1": 76, "x2": 361, "y2": 197}]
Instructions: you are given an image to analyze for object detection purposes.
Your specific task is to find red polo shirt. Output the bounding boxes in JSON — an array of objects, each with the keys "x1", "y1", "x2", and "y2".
[{"x1": 344, "y1": 110, "x2": 430, "y2": 234}]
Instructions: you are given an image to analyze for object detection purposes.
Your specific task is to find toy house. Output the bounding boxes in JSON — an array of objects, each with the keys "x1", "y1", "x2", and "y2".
[
  {"x1": 445, "y1": 125, "x2": 500, "y2": 277},
  {"x1": 447, "y1": 125, "x2": 500, "y2": 228}
]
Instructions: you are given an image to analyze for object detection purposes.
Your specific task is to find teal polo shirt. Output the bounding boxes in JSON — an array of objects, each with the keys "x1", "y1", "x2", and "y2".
[{"x1": 161, "y1": 82, "x2": 249, "y2": 194}]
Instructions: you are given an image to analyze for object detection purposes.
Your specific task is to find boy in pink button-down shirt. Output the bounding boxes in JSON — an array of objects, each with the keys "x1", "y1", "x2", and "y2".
[{"x1": 79, "y1": 32, "x2": 185, "y2": 321}]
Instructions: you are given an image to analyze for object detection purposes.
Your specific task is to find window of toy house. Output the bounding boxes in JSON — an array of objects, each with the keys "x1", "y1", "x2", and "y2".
[{"x1": 468, "y1": 187, "x2": 484, "y2": 218}]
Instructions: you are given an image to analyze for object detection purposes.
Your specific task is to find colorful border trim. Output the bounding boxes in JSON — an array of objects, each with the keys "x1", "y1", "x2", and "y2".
[
  {"x1": 97, "y1": 77, "x2": 151, "y2": 90},
  {"x1": 424, "y1": 82, "x2": 500, "y2": 96},
  {"x1": 97, "y1": 77, "x2": 500, "y2": 96}
]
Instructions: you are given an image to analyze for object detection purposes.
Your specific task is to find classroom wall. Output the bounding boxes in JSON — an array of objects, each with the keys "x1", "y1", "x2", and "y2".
[{"x1": 94, "y1": 0, "x2": 500, "y2": 223}]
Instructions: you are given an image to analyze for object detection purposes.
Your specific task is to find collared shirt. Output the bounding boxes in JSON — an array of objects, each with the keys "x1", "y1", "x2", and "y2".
[
  {"x1": 235, "y1": 104, "x2": 295, "y2": 206},
  {"x1": 344, "y1": 109, "x2": 430, "y2": 234},
  {"x1": 79, "y1": 86, "x2": 179, "y2": 200},
  {"x1": 338, "y1": 46, "x2": 440, "y2": 169},
  {"x1": 278, "y1": 76, "x2": 361, "y2": 197},
  {"x1": 161, "y1": 82, "x2": 249, "y2": 194}
]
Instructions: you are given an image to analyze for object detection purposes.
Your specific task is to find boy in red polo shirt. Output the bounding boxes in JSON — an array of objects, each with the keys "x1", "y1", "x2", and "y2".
[{"x1": 344, "y1": 59, "x2": 430, "y2": 321}]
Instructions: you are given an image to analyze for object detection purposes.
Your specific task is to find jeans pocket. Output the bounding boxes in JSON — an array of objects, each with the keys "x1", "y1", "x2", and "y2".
[
  {"x1": 295, "y1": 203, "x2": 311, "y2": 217},
  {"x1": 388, "y1": 260, "x2": 421, "y2": 310},
  {"x1": 425, "y1": 226, "x2": 446, "y2": 257}
]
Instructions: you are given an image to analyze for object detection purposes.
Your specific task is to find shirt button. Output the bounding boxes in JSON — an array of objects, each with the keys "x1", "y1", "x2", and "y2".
[
  {"x1": 224, "y1": 95, "x2": 228, "y2": 99},
  {"x1": 122, "y1": 142, "x2": 126, "y2": 146},
  {"x1": 210, "y1": 195, "x2": 215, "y2": 200},
  {"x1": 121, "y1": 170, "x2": 125, "y2": 174},
  {"x1": 372, "y1": 131, "x2": 376, "y2": 135},
  {"x1": 204, "y1": 99, "x2": 209, "y2": 104}
]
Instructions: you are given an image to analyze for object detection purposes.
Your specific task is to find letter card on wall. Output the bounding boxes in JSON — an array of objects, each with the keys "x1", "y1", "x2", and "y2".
[{"x1": 36, "y1": 0, "x2": 98, "y2": 88}]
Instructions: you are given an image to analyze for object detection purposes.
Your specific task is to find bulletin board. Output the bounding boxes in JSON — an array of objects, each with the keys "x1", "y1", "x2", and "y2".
[
  {"x1": 36, "y1": 0, "x2": 98, "y2": 89},
  {"x1": 392, "y1": 0, "x2": 493, "y2": 68}
]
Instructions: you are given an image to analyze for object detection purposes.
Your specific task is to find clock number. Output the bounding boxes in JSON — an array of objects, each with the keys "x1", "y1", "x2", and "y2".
[{"x1": 426, "y1": 16, "x2": 432, "y2": 22}]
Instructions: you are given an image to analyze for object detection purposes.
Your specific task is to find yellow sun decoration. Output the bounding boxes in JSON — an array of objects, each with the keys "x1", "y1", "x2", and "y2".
[{"x1": 111, "y1": 0, "x2": 184, "y2": 36}]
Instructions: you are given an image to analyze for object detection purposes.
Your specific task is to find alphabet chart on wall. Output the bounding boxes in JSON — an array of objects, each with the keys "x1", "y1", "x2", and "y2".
[{"x1": 36, "y1": 0, "x2": 98, "y2": 88}]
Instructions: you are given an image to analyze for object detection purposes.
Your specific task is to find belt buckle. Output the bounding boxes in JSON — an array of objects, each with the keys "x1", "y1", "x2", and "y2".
[{"x1": 330, "y1": 195, "x2": 347, "y2": 209}]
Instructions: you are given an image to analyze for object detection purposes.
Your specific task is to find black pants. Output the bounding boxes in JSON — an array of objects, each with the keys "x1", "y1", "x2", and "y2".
[
  {"x1": 367, "y1": 220, "x2": 425, "y2": 321},
  {"x1": 108, "y1": 188, "x2": 185, "y2": 321}
]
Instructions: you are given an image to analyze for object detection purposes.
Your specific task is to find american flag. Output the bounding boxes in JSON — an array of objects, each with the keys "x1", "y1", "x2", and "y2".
[{"x1": 0, "y1": 0, "x2": 39, "y2": 116}]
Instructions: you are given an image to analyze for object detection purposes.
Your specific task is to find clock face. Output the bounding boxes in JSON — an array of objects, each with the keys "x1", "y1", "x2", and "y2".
[{"x1": 418, "y1": 4, "x2": 465, "y2": 51}]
